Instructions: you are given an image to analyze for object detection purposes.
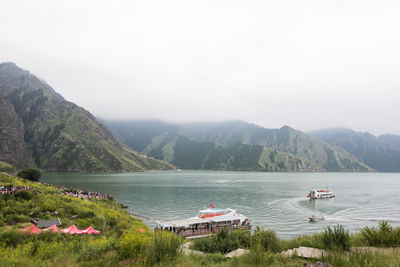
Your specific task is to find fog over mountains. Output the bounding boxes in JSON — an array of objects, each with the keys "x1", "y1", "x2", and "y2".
[{"x1": 1, "y1": 62, "x2": 399, "y2": 173}]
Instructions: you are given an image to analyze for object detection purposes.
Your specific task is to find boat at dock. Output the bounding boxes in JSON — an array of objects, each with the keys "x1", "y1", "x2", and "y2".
[
  {"x1": 156, "y1": 206, "x2": 251, "y2": 238},
  {"x1": 307, "y1": 188, "x2": 335, "y2": 199}
]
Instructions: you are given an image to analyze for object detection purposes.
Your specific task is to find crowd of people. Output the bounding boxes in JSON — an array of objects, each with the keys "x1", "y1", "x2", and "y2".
[
  {"x1": 1, "y1": 181, "x2": 112, "y2": 201},
  {"x1": 61, "y1": 189, "x2": 112, "y2": 200},
  {"x1": 0, "y1": 185, "x2": 30, "y2": 195}
]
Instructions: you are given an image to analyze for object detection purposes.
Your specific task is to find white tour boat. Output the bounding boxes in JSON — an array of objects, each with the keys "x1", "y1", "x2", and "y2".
[
  {"x1": 156, "y1": 205, "x2": 251, "y2": 238},
  {"x1": 307, "y1": 188, "x2": 335, "y2": 199}
]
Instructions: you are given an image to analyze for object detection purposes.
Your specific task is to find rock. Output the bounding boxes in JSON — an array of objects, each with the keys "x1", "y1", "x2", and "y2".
[
  {"x1": 282, "y1": 246, "x2": 328, "y2": 259},
  {"x1": 181, "y1": 241, "x2": 205, "y2": 256},
  {"x1": 225, "y1": 248, "x2": 250, "y2": 258},
  {"x1": 303, "y1": 262, "x2": 332, "y2": 267}
]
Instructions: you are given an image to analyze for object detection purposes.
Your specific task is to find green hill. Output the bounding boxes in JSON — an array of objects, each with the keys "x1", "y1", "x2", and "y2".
[
  {"x1": 104, "y1": 120, "x2": 370, "y2": 172},
  {"x1": 0, "y1": 62, "x2": 174, "y2": 172},
  {"x1": 0, "y1": 172, "x2": 154, "y2": 266},
  {"x1": 310, "y1": 128, "x2": 400, "y2": 172}
]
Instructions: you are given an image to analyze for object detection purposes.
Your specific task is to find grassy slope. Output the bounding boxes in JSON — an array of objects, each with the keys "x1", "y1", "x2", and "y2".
[
  {"x1": 0, "y1": 172, "x2": 149, "y2": 266},
  {"x1": 0, "y1": 173, "x2": 147, "y2": 233}
]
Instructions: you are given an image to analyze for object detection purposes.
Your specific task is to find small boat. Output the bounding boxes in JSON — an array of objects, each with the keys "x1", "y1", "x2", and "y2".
[
  {"x1": 307, "y1": 187, "x2": 335, "y2": 199},
  {"x1": 309, "y1": 215, "x2": 325, "y2": 222}
]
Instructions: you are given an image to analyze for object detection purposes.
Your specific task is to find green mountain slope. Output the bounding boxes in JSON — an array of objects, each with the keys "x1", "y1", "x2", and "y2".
[
  {"x1": 310, "y1": 128, "x2": 400, "y2": 172},
  {"x1": 105, "y1": 120, "x2": 369, "y2": 172},
  {"x1": 0, "y1": 62, "x2": 174, "y2": 172}
]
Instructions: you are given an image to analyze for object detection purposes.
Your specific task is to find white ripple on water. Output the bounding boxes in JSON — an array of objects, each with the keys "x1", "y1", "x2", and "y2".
[{"x1": 214, "y1": 179, "x2": 231, "y2": 183}]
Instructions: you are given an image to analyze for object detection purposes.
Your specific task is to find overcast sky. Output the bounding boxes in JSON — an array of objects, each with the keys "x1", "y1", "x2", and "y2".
[{"x1": 1, "y1": 0, "x2": 399, "y2": 135}]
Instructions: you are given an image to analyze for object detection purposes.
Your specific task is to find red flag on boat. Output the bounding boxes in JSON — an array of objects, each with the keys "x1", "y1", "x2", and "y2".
[{"x1": 210, "y1": 203, "x2": 215, "y2": 208}]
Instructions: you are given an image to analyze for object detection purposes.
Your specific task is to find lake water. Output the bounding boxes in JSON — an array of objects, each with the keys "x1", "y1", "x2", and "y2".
[{"x1": 42, "y1": 171, "x2": 400, "y2": 238}]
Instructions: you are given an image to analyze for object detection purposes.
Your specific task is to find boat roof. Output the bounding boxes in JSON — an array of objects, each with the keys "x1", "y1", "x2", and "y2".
[
  {"x1": 309, "y1": 188, "x2": 332, "y2": 191},
  {"x1": 199, "y1": 208, "x2": 230, "y2": 213},
  {"x1": 208, "y1": 213, "x2": 247, "y2": 222}
]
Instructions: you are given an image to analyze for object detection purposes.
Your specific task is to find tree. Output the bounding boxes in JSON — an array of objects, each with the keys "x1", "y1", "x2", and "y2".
[{"x1": 17, "y1": 168, "x2": 42, "y2": 181}]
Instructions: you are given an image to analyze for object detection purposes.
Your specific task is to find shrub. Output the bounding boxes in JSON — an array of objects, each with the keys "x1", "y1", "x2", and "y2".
[
  {"x1": 14, "y1": 190, "x2": 33, "y2": 200},
  {"x1": 41, "y1": 199, "x2": 57, "y2": 212},
  {"x1": 361, "y1": 221, "x2": 400, "y2": 247},
  {"x1": 252, "y1": 227, "x2": 281, "y2": 252},
  {"x1": 145, "y1": 230, "x2": 183, "y2": 265},
  {"x1": 80, "y1": 237, "x2": 115, "y2": 260},
  {"x1": 34, "y1": 241, "x2": 64, "y2": 260},
  {"x1": 0, "y1": 161, "x2": 16, "y2": 173},
  {"x1": 247, "y1": 242, "x2": 267, "y2": 265},
  {"x1": 0, "y1": 230, "x2": 28, "y2": 248},
  {"x1": 119, "y1": 231, "x2": 150, "y2": 259},
  {"x1": 280, "y1": 234, "x2": 324, "y2": 251},
  {"x1": 17, "y1": 168, "x2": 42, "y2": 182},
  {"x1": 322, "y1": 224, "x2": 350, "y2": 251},
  {"x1": 192, "y1": 229, "x2": 251, "y2": 254},
  {"x1": 5, "y1": 214, "x2": 30, "y2": 223}
]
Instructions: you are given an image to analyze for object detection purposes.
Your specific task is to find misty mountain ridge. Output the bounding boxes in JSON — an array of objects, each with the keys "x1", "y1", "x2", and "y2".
[
  {"x1": 310, "y1": 128, "x2": 400, "y2": 172},
  {"x1": 104, "y1": 119, "x2": 371, "y2": 172},
  {"x1": 0, "y1": 62, "x2": 174, "y2": 172}
]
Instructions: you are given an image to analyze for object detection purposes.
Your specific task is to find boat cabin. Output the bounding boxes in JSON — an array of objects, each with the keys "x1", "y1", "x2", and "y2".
[{"x1": 156, "y1": 212, "x2": 250, "y2": 238}]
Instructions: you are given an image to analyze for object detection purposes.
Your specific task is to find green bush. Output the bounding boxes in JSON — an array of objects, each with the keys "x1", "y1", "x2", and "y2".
[
  {"x1": 17, "y1": 168, "x2": 42, "y2": 182},
  {"x1": 192, "y1": 229, "x2": 251, "y2": 254},
  {"x1": 0, "y1": 230, "x2": 28, "y2": 248},
  {"x1": 322, "y1": 224, "x2": 350, "y2": 251},
  {"x1": 0, "y1": 161, "x2": 16, "y2": 173},
  {"x1": 79, "y1": 237, "x2": 115, "y2": 260},
  {"x1": 145, "y1": 230, "x2": 183, "y2": 265},
  {"x1": 280, "y1": 234, "x2": 324, "y2": 251},
  {"x1": 247, "y1": 242, "x2": 268, "y2": 265},
  {"x1": 119, "y1": 231, "x2": 150, "y2": 259},
  {"x1": 252, "y1": 227, "x2": 281, "y2": 252},
  {"x1": 14, "y1": 190, "x2": 33, "y2": 200},
  {"x1": 5, "y1": 214, "x2": 30, "y2": 223},
  {"x1": 326, "y1": 250, "x2": 400, "y2": 267},
  {"x1": 361, "y1": 221, "x2": 400, "y2": 247}
]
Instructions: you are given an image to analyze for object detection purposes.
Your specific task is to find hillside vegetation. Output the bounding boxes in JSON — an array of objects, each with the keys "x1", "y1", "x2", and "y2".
[
  {"x1": 104, "y1": 120, "x2": 370, "y2": 172},
  {"x1": 310, "y1": 128, "x2": 400, "y2": 172},
  {"x1": 0, "y1": 172, "x2": 183, "y2": 266},
  {"x1": 0, "y1": 63, "x2": 174, "y2": 172}
]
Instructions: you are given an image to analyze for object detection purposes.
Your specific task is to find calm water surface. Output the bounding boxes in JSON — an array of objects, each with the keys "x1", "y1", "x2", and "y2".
[{"x1": 43, "y1": 171, "x2": 400, "y2": 238}]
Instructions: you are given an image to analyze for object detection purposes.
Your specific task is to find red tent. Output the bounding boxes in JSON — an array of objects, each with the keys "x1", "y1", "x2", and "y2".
[
  {"x1": 81, "y1": 226, "x2": 101, "y2": 234},
  {"x1": 19, "y1": 224, "x2": 41, "y2": 234},
  {"x1": 62, "y1": 225, "x2": 83, "y2": 234},
  {"x1": 43, "y1": 224, "x2": 60, "y2": 233},
  {"x1": 136, "y1": 228, "x2": 146, "y2": 233}
]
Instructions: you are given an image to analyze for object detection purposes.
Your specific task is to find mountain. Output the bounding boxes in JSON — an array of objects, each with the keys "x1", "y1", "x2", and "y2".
[
  {"x1": 310, "y1": 128, "x2": 400, "y2": 172},
  {"x1": 104, "y1": 120, "x2": 371, "y2": 172},
  {"x1": 0, "y1": 62, "x2": 174, "y2": 172}
]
